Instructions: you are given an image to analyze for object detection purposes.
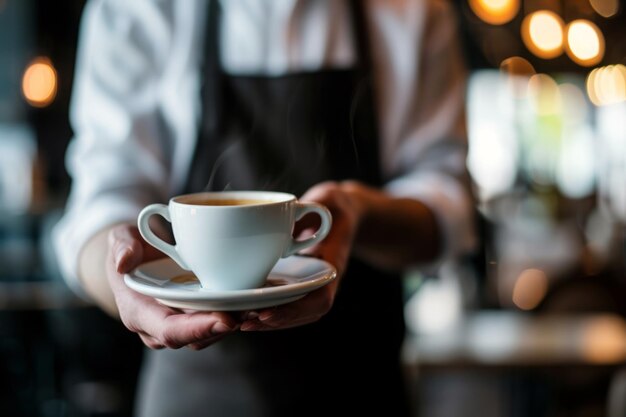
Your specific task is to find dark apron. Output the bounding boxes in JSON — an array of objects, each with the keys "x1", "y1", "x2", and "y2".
[{"x1": 137, "y1": 2, "x2": 409, "y2": 416}]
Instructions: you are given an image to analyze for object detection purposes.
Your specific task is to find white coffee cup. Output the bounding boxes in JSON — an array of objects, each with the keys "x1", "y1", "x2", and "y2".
[{"x1": 137, "y1": 191, "x2": 332, "y2": 291}]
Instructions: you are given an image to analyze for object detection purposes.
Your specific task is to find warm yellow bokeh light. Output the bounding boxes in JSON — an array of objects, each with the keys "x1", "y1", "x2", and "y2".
[
  {"x1": 521, "y1": 11, "x2": 564, "y2": 59},
  {"x1": 469, "y1": 0, "x2": 520, "y2": 25},
  {"x1": 565, "y1": 20, "x2": 605, "y2": 67},
  {"x1": 581, "y1": 316, "x2": 626, "y2": 364},
  {"x1": 22, "y1": 57, "x2": 57, "y2": 108},
  {"x1": 589, "y1": 0, "x2": 619, "y2": 18},
  {"x1": 587, "y1": 65, "x2": 626, "y2": 106},
  {"x1": 512, "y1": 268, "x2": 548, "y2": 310},
  {"x1": 587, "y1": 68, "x2": 602, "y2": 105},
  {"x1": 499, "y1": 57, "x2": 535, "y2": 98},
  {"x1": 500, "y1": 56, "x2": 536, "y2": 76}
]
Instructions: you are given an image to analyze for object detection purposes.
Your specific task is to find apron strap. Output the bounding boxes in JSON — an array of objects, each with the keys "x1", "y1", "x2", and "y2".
[
  {"x1": 199, "y1": 0, "x2": 222, "y2": 140},
  {"x1": 349, "y1": 0, "x2": 372, "y2": 72}
]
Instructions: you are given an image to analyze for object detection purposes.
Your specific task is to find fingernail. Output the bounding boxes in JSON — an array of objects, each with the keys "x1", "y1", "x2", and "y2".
[
  {"x1": 115, "y1": 247, "x2": 129, "y2": 267},
  {"x1": 211, "y1": 322, "x2": 234, "y2": 335},
  {"x1": 115, "y1": 248, "x2": 135, "y2": 274},
  {"x1": 259, "y1": 310, "x2": 275, "y2": 321},
  {"x1": 243, "y1": 311, "x2": 259, "y2": 320}
]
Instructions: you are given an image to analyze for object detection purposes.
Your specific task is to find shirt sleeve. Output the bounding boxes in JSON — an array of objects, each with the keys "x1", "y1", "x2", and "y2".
[
  {"x1": 372, "y1": 0, "x2": 477, "y2": 270},
  {"x1": 52, "y1": 0, "x2": 175, "y2": 297}
]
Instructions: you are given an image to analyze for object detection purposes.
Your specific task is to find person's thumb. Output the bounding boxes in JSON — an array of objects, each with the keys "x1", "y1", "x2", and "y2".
[{"x1": 109, "y1": 225, "x2": 145, "y2": 274}]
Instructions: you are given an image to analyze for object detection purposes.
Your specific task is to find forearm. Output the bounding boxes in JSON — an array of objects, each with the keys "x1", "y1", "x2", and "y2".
[
  {"x1": 346, "y1": 182, "x2": 442, "y2": 270},
  {"x1": 78, "y1": 226, "x2": 120, "y2": 318}
]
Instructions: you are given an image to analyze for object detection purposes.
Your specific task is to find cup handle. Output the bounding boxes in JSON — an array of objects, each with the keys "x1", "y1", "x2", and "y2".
[
  {"x1": 283, "y1": 203, "x2": 332, "y2": 257},
  {"x1": 137, "y1": 204, "x2": 190, "y2": 270}
]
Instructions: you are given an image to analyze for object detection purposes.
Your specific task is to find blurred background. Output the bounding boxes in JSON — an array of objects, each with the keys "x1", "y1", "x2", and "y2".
[{"x1": 0, "y1": 0, "x2": 625, "y2": 416}]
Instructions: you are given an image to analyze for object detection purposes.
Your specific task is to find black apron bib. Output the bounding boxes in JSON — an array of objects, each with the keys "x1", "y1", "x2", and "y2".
[
  {"x1": 176, "y1": 1, "x2": 409, "y2": 416},
  {"x1": 187, "y1": 1, "x2": 382, "y2": 195}
]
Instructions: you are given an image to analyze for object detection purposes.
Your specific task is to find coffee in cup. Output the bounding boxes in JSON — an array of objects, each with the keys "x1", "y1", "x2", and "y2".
[{"x1": 137, "y1": 191, "x2": 332, "y2": 291}]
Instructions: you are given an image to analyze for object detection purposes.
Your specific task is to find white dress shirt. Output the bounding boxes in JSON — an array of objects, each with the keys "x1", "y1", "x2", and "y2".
[{"x1": 53, "y1": 0, "x2": 476, "y2": 296}]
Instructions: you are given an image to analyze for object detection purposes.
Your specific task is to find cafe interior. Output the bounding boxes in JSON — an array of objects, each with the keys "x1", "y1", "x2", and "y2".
[{"x1": 1, "y1": 0, "x2": 625, "y2": 416}]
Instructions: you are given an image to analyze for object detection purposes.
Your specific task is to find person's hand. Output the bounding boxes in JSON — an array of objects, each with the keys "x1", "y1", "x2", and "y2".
[
  {"x1": 106, "y1": 224, "x2": 239, "y2": 350},
  {"x1": 240, "y1": 181, "x2": 366, "y2": 331}
]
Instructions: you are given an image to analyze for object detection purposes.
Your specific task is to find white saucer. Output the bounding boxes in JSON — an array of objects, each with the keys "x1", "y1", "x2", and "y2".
[{"x1": 124, "y1": 256, "x2": 337, "y2": 311}]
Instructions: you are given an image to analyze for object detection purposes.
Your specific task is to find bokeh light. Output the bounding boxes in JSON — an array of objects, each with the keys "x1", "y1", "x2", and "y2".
[
  {"x1": 557, "y1": 126, "x2": 596, "y2": 199},
  {"x1": 555, "y1": 82, "x2": 596, "y2": 199},
  {"x1": 527, "y1": 73, "x2": 561, "y2": 116},
  {"x1": 512, "y1": 268, "x2": 548, "y2": 310},
  {"x1": 469, "y1": 0, "x2": 520, "y2": 25},
  {"x1": 589, "y1": 0, "x2": 619, "y2": 18},
  {"x1": 467, "y1": 71, "x2": 520, "y2": 201},
  {"x1": 468, "y1": 124, "x2": 519, "y2": 198},
  {"x1": 22, "y1": 57, "x2": 58, "y2": 108},
  {"x1": 559, "y1": 82, "x2": 590, "y2": 124},
  {"x1": 587, "y1": 64, "x2": 626, "y2": 106},
  {"x1": 521, "y1": 11, "x2": 564, "y2": 59},
  {"x1": 500, "y1": 56, "x2": 536, "y2": 76},
  {"x1": 500, "y1": 56, "x2": 536, "y2": 98},
  {"x1": 581, "y1": 316, "x2": 626, "y2": 364},
  {"x1": 404, "y1": 278, "x2": 462, "y2": 334},
  {"x1": 565, "y1": 20, "x2": 605, "y2": 67},
  {"x1": 596, "y1": 102, "x2": 626, "y2": 223}
]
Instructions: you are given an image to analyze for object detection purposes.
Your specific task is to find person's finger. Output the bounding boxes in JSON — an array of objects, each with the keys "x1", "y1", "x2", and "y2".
[
  {"x1": 240, "y1": 315, "x2": 323, "y2": 331},
  {"x1": 138, "y1": 333, "x2": 165, "y2": 350},
  {"x1": 239, "y1": 311, "x2": 259, "y2": 321},
  {"x1": 109, "y1": 226, "x2": 145, "y2": 273},
  {"x1": 297, "y1": 218, "x2": 352, "y2": 278},
  {"x1": 240, "y1": 284, "x2": 335, "y2": 331},
  {"x1": 118, "y1": 293, "x2": 238, "y2": 348},
  {"x1": 297, "y1": 182, "x2": 357, "y2": 267},
  {"x1": 293, "y1": 213, "x2": 321, "y2": 238},
  {"x1": 139, "y1": 308, "x2": 239, "y2": 349},
  {"x1": 109, "y1": 225, "x2": 164, "y2": 274},
  {"x1": 186, "y1": 333, "x2": 229, "y2": 350}
]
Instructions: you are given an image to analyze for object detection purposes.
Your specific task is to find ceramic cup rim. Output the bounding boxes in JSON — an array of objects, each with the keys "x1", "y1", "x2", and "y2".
[{"x1": 171, "y1": 191, "x2": 296, "y2": 208}]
